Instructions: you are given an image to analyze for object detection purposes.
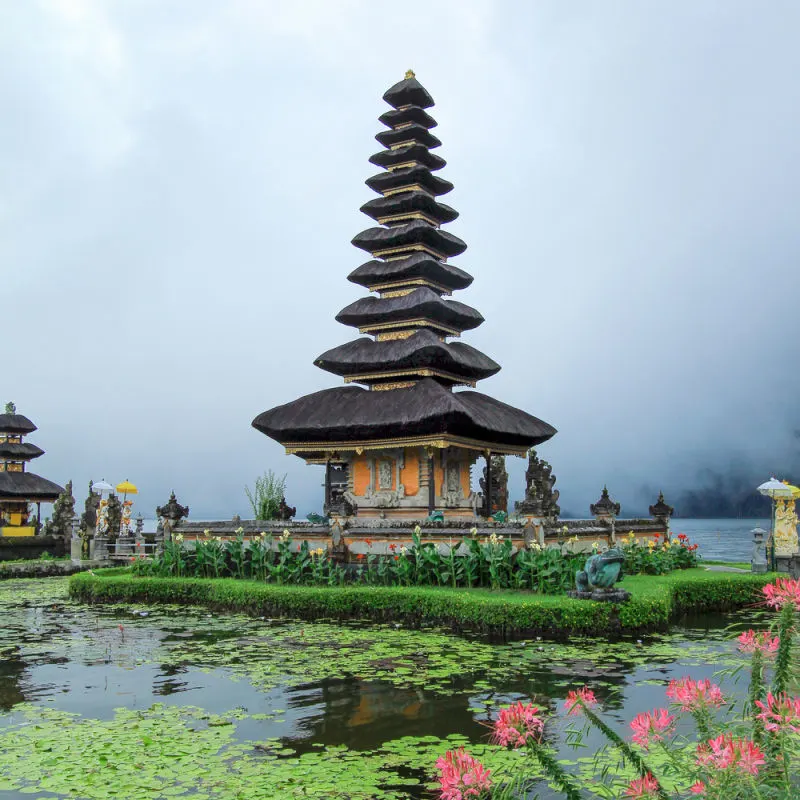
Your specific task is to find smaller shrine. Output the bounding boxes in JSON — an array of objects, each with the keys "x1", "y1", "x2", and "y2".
[{"x1": 0, "y1": 402, "x2": 64, "y2": 536}]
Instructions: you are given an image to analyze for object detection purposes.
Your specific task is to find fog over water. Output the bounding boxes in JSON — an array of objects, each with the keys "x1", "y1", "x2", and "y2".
[{"x1": 3, "y1": 2, "x2": 799, "y2": 519}]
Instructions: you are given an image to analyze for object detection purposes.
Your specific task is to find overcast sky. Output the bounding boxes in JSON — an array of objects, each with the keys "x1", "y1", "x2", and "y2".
[{"x1": 4, "y1": 1, "x2": 799, "y2": 520}]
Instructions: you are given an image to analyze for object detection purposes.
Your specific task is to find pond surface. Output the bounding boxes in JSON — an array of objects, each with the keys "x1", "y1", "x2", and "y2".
[{"x1": 0, "y1": 578, "x2": 767, "y2": 799}]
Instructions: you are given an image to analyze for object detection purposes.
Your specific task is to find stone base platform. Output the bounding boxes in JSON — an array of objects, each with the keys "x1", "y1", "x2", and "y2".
[{"x1": 567, "y1": 588, "x2": 632, "y2": 603}]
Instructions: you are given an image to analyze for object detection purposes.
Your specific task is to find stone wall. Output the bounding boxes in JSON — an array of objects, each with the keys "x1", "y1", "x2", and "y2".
[{"x1": 172, "y1": 516, "x2": 668, "y2": 561}]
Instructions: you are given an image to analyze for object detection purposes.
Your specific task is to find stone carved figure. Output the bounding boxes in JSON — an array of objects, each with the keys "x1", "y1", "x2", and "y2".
[
  {"x1": 378, "y1": 461, "x2": 393, "y2": 490},
  {"x1": 443, "y1": 460, "x2": 464, "y2": 508},
  {"x1": 571, "y1": 546, "x2": 630, "y2": 602},
  {"x1": 44, "y1": 480, "x2": 75, "y2": 540},
  {"x1": 78, "y1": 481, "x2": 100, "y2": 558},
  {"x1": 480, "y1": 455, "x2": 508, "y2": 514},
  {"x1": 515, "y1": 449, "x2": 560, "y2": 519},
  {"x1": 277, "y1": 496, "x2": 296, "y2": 521},
  {"x1": 105, "y1": 493, "x2": 123, "y2": 541}
]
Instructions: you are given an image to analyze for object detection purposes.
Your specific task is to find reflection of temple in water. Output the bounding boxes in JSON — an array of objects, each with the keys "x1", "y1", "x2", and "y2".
[
  {"x1": 0, "y1": 657, "x2": 26, "y2": 711},
  {"x1": 287, "y1": 678, "x2": 484, "y2": 752}
]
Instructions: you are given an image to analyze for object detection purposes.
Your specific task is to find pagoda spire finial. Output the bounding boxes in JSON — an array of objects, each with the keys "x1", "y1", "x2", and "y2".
[
  {"x1": 404, "y1": 69, "x2": 415, "y2": 79},
  {"x1": 5, "y1": 401, "x2": 15, "y2": 414}
]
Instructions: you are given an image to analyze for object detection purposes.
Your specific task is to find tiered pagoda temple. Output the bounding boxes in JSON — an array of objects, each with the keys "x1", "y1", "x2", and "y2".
[
  {"x1": 253, "y1": 72, "x2": 556, "y2": 519},
  {"x1": 0, "y1": 402, "x2": 64, "y2": 536}
]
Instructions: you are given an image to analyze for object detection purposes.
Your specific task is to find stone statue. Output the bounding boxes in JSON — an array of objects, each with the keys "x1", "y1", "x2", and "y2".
[
  {"x1": 774, "y1": 499, "x2": 799, "y2": 557},
  {"x1": 570, "y1": 546, "x2": 630, "y2": 602},
  {"x1": 479, "y1": 455, "x2": 508, "y2": 514},
  {"x1": 78, "y1": 481, "x2": 100, "y2": 558},
  {"x1": 105, "y1": 493, "x2": 122, "y2": 541},
  {"x1": 277, "y1": 496, "x2": 296, "y2": 521},
  {"x1": 515, "y1": 449, "x2": 560, "y2": 519},
  {"x1": 43, "y1": 480, "x2": 75, "y2": 540}
]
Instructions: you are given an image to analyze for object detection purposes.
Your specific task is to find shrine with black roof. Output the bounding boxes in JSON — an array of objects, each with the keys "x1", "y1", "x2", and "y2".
[{"x1": 253, "y1": 72, "x2": 556, "y2": 520}]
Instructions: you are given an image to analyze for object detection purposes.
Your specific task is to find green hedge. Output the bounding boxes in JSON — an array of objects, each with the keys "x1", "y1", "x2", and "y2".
[{"x1": 68, "y1": 568, "x2": 777, "y2": 636}]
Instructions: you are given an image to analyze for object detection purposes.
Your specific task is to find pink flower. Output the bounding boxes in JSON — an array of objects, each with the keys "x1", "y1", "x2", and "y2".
[
  {"x1": 630, "y1": 708, "x2": 675, "y2": 749},
  {"x1": 564, "y1": 686, "x2": 598, "y2": 716},
  {"x1": 696, "y1": 733, "x2": 765, "y2": 775},
  {"x1": 491, "y1": 701, "x2": 544, "y2": 748},
  {"x1": 666, "y1": 677, "x2": 724, "y2": 712},
  {"x1": 624, "y1": 772, "x2": 660, "y2": 798},
  {"x1": 435, "y1": 749, "x2": 492, "y2": 800},
  {"x1": 737, "y1": 629, "x2": 780, "y2": 656},
  {"x1": 755, "y1": 692, "x2": 800, "y2": 734},
  {"x1": 762, "y1": 577, "x2": 800, "y2": 611},
  {"x1": 688, "y1": 781, "x2": 706, "y2": 795}
]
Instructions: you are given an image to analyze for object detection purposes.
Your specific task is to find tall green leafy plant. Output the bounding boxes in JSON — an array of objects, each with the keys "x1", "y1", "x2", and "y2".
[{"x1": 245, "y1": 470, "x2": 287, "y2": 520}]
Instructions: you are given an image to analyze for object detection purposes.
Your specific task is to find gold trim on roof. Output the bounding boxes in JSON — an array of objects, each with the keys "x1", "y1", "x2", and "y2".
[
  {"x1": 379, "y1": 288, "x2": 415, "y2": 298},
  {"x1": 359, "y1": 317, "x2": 461, "y2": 337},
  {"x1": 394, "y1": 122, "x2": 414, "y2": 130},
  {"x1": 387, "y1": 161, "x2": 419, "y2": 171},
  {"x1": 372, "y1": 278, "x2": 451, "y2": 296},
  {"x1": 376, "y1": 212, "x2": 440, "y2": 227},
  {"x1": 376, "y1": 330, "x2": 416, "y2": 341},
  {"x1": 389, "y1": 141, "x2": 423, "y2": 151},
  {"x1": 343, "y1": 367, "x2": 475, "y2": 387},
  {"x1": 372, "y1": 243, "x2": 446, "y2": 260},
  {"x1": 371, "y1": 381, "x2": 416, "y2": 391},
  {"x1": 284, "y1": 434, "x2": 528, "y2": 458},
  {"x1": 382, "y1": 183, "x2": 431, "y2": 196}
]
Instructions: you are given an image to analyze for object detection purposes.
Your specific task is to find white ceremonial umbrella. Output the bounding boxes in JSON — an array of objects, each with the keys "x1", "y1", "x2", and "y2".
[
  {"x1": 757, "y1": 478, "x2": 798, "y2": 499},
  {"x1": 91, "y1": 479, "x2": 114, "y2": 496}
]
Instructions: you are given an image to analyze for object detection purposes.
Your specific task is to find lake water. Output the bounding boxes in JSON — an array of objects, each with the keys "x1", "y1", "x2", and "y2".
[{"x1": 0, "y1": 577, "x2": 771, "y2": 799}]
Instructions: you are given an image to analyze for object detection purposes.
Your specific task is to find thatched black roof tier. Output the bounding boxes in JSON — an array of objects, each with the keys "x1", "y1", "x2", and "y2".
[
  {"x1": 336, "y1": 287, "x2": 483, "y2": 333},
  {"x1": 348, "y1": 253, "x2": 473, "y2": 292},
  {"x1": 0, "y1": 472, "x2": 63, "y2": 502},
  {"x1": 0, "y1": 442, "x2": 44, "y2": 460},
  {"x1": 382, "y1": 74, "x2": 435, "y2": 109},
  {"x1": 352, "y1": 220, "x2": 466, "y2": 258},
  {"x1": 253, "y1": 379, "x2": 556, "y2": 452},
  {"x1": 315, "y1": 330, "x2": 500, "y2": 383},
  {"x1": 253, "y1": 73, "x2": 557, "y2": 467},
  {"x1": 360, "y1": 192, "x2": 458, "y2": 225},
  {"x1": 375, "y1": 124, "x2": 441, "y2": 150},
  {"x1": 378, "y1": 105, "x2": 437, "y2": 130},
  {"x1": 365, "y1": 166, "x2": 452, "y2": 197},
  {"x1": 369, "y1": 144, "x2": 446, "y2": 171},
  {"x1": 0, "y1": 413, "x2": 37, "y2": 434}
]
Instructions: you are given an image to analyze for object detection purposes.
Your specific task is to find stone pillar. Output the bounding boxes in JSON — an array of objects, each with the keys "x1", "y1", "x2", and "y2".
[
  {"x1": 70, "y1": 538, "x2": 83, "y2": 562},
  {"x1": 649, "y1": 492, "x2": 675, "y2": 539},
  {"x1": 93, "y1": 535, "x2": 109, "y2": 561},
  {"x1": 484, "y1": 452, "x2": 493, "y2": 519},
  {"x1": 591, "y1": 487, "x2": 620, "y2": 546},
  {"x1": 324, "y1": 460, "x2": 332, "y2": 514},
  {"x1": 427, "y1": 452, "x2": 435, "y2": 515},
  {"x1": 751, "y1": 527, "x2": 768, "y2": 574}
]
